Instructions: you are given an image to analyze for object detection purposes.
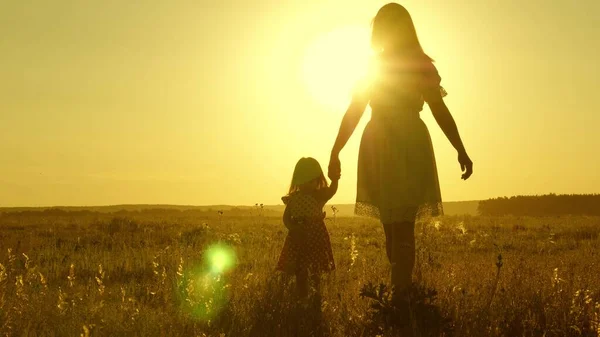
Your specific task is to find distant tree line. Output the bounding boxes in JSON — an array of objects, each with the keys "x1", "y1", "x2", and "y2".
[{"x1": 477, "y1": 194, "x2": 600, "y2": 216}]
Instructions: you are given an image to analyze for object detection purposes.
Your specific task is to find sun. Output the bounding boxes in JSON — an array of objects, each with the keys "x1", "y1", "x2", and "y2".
[{"x1": 302, "y1": 25, "x2": 372, "y2": 110}]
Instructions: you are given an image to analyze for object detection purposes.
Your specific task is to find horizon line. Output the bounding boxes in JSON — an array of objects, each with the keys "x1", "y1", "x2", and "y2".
[{"x1": 0, "y1": 200, "x2": 482, "y2": 209}]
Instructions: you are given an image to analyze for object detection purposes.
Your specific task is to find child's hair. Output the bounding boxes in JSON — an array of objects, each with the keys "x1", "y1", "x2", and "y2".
[{"x1": 288, "y1": 157, "x2": 329, "y2": 194}]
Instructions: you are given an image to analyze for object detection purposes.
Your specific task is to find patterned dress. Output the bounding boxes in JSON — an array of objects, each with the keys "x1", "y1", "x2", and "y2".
[
  {"x1": 276, "y1": 191, "x2": 335, "y2": 274},
  {"x1": 354, "y1": 53, "x2": 446, "y2": 224}
]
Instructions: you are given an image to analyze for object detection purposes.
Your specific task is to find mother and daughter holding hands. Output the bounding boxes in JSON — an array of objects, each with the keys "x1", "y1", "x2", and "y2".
[{"x1": 276, "y1": 3, "x2": 473, "y2": 302}]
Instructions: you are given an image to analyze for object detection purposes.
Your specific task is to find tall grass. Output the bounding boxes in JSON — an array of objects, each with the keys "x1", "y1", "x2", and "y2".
[{"x1": 0, "y1": 211, "x2": 599, "y2": 336}]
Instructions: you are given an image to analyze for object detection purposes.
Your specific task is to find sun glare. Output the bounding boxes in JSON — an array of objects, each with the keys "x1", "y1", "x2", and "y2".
[{"x1": 302, "y1": 25, "x2": 372, "y2": 110}]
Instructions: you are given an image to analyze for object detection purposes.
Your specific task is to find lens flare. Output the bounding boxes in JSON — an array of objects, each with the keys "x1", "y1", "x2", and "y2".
[
  {"x1": 177, "y1": 243, "x2": 237, "y2": 321},
  {"x1": 205, "y1": 243, "x2": 236, "y2": 274}
]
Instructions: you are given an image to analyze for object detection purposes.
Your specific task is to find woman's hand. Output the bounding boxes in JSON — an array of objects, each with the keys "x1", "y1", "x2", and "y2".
[
  {"x1": 328, "y1": 154, "x2": 341, "y2": 181},
  {"x1": 458, "y1": 151, "x2": 473, "y2": 180}
]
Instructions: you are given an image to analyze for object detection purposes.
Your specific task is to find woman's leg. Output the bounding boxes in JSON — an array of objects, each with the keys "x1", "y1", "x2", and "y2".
[{"x1": 389, "y1": 221, "x2": 416, "y2": 294}]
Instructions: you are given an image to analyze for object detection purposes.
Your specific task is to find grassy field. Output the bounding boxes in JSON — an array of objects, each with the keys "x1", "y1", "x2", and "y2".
[{"x1": 0, "y1": 209, "x2": 599, "y2": 336}]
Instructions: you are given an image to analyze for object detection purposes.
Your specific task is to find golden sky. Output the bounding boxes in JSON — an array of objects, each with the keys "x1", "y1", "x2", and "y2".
[{"x1": 1, "y1": 1, "x2": 599, "y2": 207}]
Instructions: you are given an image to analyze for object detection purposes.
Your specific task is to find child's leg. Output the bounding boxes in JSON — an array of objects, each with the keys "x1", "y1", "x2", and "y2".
[
  {"x1": 383, "y1": 222, "x2": 393, "y2": 263},
  {"x1": 310, "y1": 272, "x2": 321, "y2": 294},
  {"x1": 296, "y1": 269, "x2": 309, "y2": 298}
]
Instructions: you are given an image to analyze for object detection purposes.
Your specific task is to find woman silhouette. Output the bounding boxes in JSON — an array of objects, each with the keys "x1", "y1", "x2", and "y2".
[{"x1": 328, "y1": 3, "x2": 473, "y2": 298}]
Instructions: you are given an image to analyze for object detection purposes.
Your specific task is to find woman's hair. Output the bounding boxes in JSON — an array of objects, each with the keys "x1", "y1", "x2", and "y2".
[
  {"x1": 288, "y1": 157, "x2": 329, "y2": 194},
  {"x1": 371, "y1": 3, "x2": 433, "y2": 61}
]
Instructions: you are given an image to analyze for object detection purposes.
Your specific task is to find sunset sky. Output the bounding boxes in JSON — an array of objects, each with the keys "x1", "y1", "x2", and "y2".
[{"x1": 1, "y1": 0, "x2": 599, "y2": 207}]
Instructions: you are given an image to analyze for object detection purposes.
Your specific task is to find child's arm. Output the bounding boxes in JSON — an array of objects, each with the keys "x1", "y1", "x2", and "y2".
[
  {"x1": 283, "y1": 205, "x2": 292, "y2": 229},
  {"x1": 322, "y1": 178, "x2": 339, "y2": 202}
]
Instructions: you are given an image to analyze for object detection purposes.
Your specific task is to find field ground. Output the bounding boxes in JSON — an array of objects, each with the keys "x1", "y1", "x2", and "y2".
[{"x1": 0, "y1": 210, "x2": 599, "y2": 336}]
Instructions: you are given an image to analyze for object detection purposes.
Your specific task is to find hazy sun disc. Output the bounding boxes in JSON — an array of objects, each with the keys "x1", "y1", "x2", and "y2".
[{"x1": 302, "y1": 26, "x2": 372, "y2": 110}]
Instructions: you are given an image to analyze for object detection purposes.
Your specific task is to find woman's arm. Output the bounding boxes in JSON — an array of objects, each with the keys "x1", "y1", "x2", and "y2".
[
  {"x1": 328, "y1": 99, "x2": 368, "y2": 179},
  {"x1": 331, "y1": 100, "x2": 368, "y2": 156},
  {"x1": 427, "y1": 97, "x2": 473, "y2": 180},
  {"x1": 428, "y1": 98, "x2": 466, "y2": 154}
]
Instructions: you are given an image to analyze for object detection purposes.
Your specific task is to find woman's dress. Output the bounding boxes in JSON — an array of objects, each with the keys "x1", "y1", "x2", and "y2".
[{"x1": 354, "y1": 53, "x2": 446, "y2": 224}]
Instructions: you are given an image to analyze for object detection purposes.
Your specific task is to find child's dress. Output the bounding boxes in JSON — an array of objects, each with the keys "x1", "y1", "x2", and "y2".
[{"x1": 276, "y1": 191, "x2": 335, "y2": 274}]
